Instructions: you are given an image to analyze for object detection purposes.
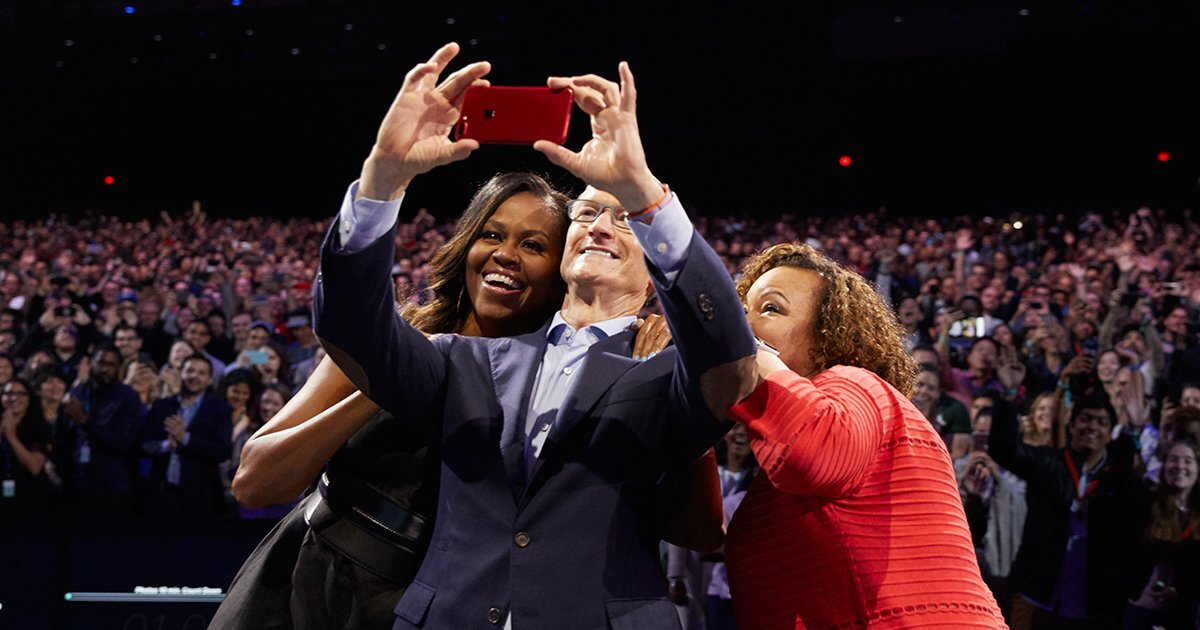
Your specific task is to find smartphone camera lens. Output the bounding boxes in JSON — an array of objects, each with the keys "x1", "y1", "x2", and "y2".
[{"x1": 483, "y1": 109, "x2": 496, "y2": 119}]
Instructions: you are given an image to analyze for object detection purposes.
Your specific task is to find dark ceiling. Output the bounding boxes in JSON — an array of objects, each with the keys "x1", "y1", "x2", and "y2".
[{"x1": 3, "y1": 1, "x2": 1199, "y2": 219}]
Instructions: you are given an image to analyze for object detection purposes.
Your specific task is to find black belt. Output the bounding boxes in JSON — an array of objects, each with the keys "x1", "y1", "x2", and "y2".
[{"x1": 307, "y1": 471, "x2": 431, "y2": 583}]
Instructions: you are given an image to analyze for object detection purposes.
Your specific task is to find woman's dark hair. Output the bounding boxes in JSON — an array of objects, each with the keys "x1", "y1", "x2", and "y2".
[
  {"x1": 261, "y1": 340, "x2": 292, "y2": 388},
  {"x1": 248, "y1": 382, "x2": 292, "y2": 428},
  {"x1": 1, "y1": 377, "x2": 45, "y2": 428},
  {"x1": 217, "y1": 368, "x2": 263, "y2": 408},
  {"x1": 1146, "y1": 439, "x2": 1200, "y2": 543},
  {"x1": 403, "y1": 173, "x2": 570, "y2": 335}
]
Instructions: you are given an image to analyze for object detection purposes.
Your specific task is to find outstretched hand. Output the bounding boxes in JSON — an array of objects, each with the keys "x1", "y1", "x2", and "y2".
[
  {"x1": 534, "y1": 62, "x2": 664, "y2": 212},
  {"x1": 359, "y1": 43, "x2": 491, "y2": 201}
]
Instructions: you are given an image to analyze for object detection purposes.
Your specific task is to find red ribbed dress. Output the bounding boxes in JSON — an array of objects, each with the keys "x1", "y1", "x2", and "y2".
[{"x1": 725, "y1": 366, "x2": 1006, "y2": 629}]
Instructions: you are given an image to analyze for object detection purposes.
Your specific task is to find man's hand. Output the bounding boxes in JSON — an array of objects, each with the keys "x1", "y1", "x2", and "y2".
[
  {"x1": 63, "y1": 395, "x2": 88, "y2": 425},
  {"x1": 164, "y1": 414, "x2": 187, "y2": 444},
  {"x1": 534, "y1": 62, "x2": 663, "y2": 211},
  {"x1": 358, "y1": 43, "x2": 492, "y2": 202}
]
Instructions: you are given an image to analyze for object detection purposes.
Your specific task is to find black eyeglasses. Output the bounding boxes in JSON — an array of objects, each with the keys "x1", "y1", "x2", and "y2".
[{"x1": 566, "y1": 199, "x2": 632, "y2": 233}]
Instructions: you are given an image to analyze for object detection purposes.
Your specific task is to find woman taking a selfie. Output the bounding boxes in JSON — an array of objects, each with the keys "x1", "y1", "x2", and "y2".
[{"x1": 723, "y1": 242, "x2": 1005, "y2": 629}]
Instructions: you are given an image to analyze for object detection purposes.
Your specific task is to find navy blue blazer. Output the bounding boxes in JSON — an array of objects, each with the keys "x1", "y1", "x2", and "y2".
[
  {"x1": 140, "y1": 394, "x2": 233, "y2": 517},
  {"x1": 314, "y1": 216, "x2": 755, "y2": 629}
]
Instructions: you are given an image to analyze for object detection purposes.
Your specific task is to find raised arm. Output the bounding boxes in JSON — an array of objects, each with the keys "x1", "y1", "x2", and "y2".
[
  {"x1": 987, "y1": 398, "x2": 1049, "y2": 482},
  {"x1": 313, "y1": 43, "x2": 488, "y2": 418},
  {"x1": 727, "y1": 362, "x2": 884, "y2": 499},
  {"x1": 534, "y1": 63, "x2": 757, "y2": 444},
  {"x1": 233, "y1": 357, "x2": 379, "y2": 508}
]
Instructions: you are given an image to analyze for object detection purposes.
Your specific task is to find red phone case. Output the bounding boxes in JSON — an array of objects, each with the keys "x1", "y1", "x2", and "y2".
[{"x1": 455, "y1": 86, "x2": 573, "y2": 145}]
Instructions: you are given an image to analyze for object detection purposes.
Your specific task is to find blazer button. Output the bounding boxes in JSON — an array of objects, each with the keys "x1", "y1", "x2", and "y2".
[
  {"x1": 487, "y1": 607, "x2": 502, "y2": 624},
  {"x1": 514, "y1": 532, "x2": 530, "y2": 548},
  {"x1": 697, "y1": 293, "x2": 715, "y2": 320}
]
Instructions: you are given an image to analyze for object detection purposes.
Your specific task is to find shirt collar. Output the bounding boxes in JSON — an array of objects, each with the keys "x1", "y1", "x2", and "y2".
[{"x1": 546, "y1": 311, "x2": 638, "y2": 346}]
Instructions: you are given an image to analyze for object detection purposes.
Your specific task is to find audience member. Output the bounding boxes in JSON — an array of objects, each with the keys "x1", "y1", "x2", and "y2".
[
  {"x1": 62, "y1": 346, "x2": 143, "y2": 516},
  {"x1": 139, "y1": 354, "x2": 232, "y2": 518}
]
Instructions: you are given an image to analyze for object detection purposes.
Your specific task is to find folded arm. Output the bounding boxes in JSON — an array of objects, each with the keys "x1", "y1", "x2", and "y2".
[{"x1": 728, "y1": 366, "x2": 884, "y2": 499}]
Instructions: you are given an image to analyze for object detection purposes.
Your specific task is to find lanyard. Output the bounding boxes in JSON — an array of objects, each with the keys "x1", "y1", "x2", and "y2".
[{"x1": 1063, "y1": 450, "x2": 1099, "y2": 502}]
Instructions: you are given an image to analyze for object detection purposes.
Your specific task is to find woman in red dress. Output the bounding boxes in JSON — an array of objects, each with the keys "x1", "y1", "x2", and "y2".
[{"x1": 723, "y1": 242, "x2": 1006, "y2": 629}]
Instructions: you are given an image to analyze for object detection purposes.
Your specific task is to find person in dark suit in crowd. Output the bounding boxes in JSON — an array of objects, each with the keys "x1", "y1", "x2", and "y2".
[
  {"x1": 313, "y1": 44, "x2": 756, "y2": 629},
  {"x1": 140, "y1": 353, "x2": 232, "y2": 517},
  {"x1": 61, "y1": 345, "x2": 143, "y2": 516}
]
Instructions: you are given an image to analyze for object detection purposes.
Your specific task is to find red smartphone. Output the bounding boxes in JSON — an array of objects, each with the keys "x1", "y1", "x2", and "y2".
[{"x1": 454, "y1": 86, "x2": 573, "y2": 145}]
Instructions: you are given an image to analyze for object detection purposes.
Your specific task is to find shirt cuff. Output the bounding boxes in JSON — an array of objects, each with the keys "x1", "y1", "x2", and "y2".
[
  {"x1": 160, "y1": 439, "x2": 171, "y2": 453},
  {"x1": 180, "y1": 432, "x2": 191, "y2": 448},
  {"x1": 333, "y1": 180, "x2": 405, "y2": 254},
  {"x1": 628, "y1": 193, "x2": 691, "y2": 282}
]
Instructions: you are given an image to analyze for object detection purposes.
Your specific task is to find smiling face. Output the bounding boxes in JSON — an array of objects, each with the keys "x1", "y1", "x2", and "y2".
[
  {"x1": 560, "y1": 188, "x2": 651, "y2": 300},
  {"x1": 1, "y1": 381, "x2": 30, "y2": 418},
  {"x1": 1097, "y1": 350, "x2": 1121, "y2": 383},
  {"x1": 258, "y1": 388, "x2": 284, "y2": 423},
  {"x1": 1068, "y1": 406, "x2": 1113, "y2": 456},
  {"x1": 913, "y1": 369, "x2": 941, "y2": 406},
  {"x1": 462, "y1": 192, "x2": 565, "y2": 337},
  {"x1": 180, "y1": 356, "x2": 213, "y2": 396},
  {"x1": 744, "y1": 266, "x2": 823, "y2": 377},
  {"x1": 1163, "y1": 442, "x2": 1199, "y2": 495},
  {"x1": 724, "y1": 423, "x2": 750, "y2": 461},
  {"x1": 169, "y1": 340, "x2": 194, "y2": 369},
  {"x1": 225, "y1": 382, "x2": 251, "y2": 411},
  {"x1": 1031, "y1": 396, "x2": 1053, "y2": 432}
]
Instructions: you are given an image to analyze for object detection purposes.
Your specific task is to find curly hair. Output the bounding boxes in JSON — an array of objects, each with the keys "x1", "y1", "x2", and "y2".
[
  {"x1": 736, "y1": 242, "x2": 918, "y2": 397},
  {"x1": 403, "y1": 173, "x2": 570, "y2": 335}
]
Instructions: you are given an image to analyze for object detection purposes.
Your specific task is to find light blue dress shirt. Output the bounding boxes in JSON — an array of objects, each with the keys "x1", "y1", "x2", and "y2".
[{"x1": 333, "y1": 179, "x2": 695, "y2": 629}]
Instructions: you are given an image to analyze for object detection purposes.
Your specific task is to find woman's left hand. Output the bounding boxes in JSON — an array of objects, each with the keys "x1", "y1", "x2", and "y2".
[
  {"x1": 755, "y1": 349, "x2": 789, "y2": 380},
  {"x1": 631, "y1": 314, "x2": 671, "y2": 360}
]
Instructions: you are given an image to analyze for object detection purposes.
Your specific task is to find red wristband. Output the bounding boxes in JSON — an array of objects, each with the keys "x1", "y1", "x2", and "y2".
[{"x1": 626, "y1": 183, "x2": 671, "y2": 220}]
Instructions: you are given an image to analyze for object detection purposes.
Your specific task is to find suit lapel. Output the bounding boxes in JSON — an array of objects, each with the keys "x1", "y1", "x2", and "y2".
[
  {"x1": 524, "y1": 330, "x2": 638, "y2": 500},
  {"x1": 489, "y1": 322, "x2": 551, "y2": 500}
]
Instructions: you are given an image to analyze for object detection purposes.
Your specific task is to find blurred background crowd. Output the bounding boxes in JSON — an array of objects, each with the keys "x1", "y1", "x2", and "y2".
[{"x1": 3, "y1": 197, "x2": 1200, "y2": 626}]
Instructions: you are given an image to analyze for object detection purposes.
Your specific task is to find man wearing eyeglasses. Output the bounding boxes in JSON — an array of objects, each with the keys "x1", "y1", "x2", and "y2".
[{"x1": 312, "y1": 44, "x2": 757, "y2": 630}]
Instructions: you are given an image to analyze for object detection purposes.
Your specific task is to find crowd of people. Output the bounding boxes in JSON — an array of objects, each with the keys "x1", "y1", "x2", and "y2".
[
  {"x1": 4, "y1": 51, "x2": 1200, "y2": 627},
  {"x1": 3, "y1": 195, "x2": 1200, "y2": 626}
]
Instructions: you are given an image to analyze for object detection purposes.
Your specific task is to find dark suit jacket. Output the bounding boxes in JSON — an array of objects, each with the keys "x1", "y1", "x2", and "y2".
[
  {"x1": 140, "y1": 394, "x2": 233, "y2": 517},
  {"x1": 67, "y1": 381, "x2": 143, "y2": 499},
  {"x1": 314, "y1": 215, "x2": 755, "y2": 630}
]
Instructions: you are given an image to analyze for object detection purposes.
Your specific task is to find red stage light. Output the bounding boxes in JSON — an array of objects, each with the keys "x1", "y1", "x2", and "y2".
[
  {"x1": 1156, "y1": 151, "x2": 1170, "y2": 163},
  {"x1": 838, "y1": 155, "x2": 852, "y2": 167},
  {"x1": 104, "y1": 175, "x2": 115, "y2": 185}
]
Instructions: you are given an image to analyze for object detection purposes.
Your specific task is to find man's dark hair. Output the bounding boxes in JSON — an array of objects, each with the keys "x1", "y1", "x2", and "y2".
[
  {"x1": 113, "y1": 322, "x2": 141, "y2": 338},
  {"x1": 91, "y1": 344, "x2": 121, "y2": 363},
  {"x1": 970, "y1": 336, "x2": 999, "y2": 354},
  {"x1": 185, "y1": 319, "x2": 212, "y2": 335},
  {"x1": 181, "y1": 353, "x2": 213, "y2": 376},
  {"x1": 1069, "y1": 394, "x2": 1117, "y2": 428}
]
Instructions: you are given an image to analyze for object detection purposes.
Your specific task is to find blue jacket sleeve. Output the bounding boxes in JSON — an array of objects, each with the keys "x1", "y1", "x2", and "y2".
[
  {"x1": 653, "y1": 229, "x2": 758, "y2": 463},
  {"x1": 312, "y1": 209, "x2": 447, "y2": 434}
]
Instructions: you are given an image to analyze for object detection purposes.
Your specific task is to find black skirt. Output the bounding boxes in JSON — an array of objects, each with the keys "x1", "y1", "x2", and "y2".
[{"x1": 210, "y1": 412, "x2": 437, "y2": 629}]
